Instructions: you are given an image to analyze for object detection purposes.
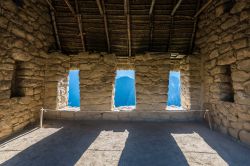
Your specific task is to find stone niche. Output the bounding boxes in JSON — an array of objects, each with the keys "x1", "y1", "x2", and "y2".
[{"x1": 0, "y1": 0, "x2": 54, "y2": 140}]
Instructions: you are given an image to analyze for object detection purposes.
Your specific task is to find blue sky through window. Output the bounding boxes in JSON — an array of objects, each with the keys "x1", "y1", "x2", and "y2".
[
  {"x1": 114, "y1": 70, "x2": 136, "y2": 107},
  {"x1": 68, "y1": 70, "x2": 80, "y2": 107},
  {"x1": 167, "y1": 71, "x2": 181, "y2": 106}
]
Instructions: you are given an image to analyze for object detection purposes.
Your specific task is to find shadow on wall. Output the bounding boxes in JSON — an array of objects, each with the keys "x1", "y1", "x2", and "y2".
[{"x1": 2, "y1": 121, "x2": 250, "y2": 166}]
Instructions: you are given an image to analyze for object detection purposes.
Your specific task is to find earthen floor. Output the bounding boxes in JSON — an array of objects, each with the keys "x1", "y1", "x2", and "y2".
[{"x1": 1, "y1": 120, "x2": 250, "y2": 166}]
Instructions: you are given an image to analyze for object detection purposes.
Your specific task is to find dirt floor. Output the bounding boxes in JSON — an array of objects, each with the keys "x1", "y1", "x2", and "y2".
[{"x1": 0, "y1": 120, "x2": 250, "y2": 166}]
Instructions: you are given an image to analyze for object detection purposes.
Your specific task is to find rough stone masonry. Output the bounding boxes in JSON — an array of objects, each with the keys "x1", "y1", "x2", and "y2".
[{"x1": 0, "y1": 0, "x2": 250, "y2": 147}]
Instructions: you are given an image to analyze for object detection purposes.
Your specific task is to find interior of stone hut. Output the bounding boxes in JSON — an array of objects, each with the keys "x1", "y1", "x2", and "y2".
[{"x1": 0, "y1": 0, "x2": 250, "y2": 165}]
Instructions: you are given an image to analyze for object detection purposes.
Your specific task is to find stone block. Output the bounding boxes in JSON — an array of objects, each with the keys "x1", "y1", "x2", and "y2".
[
  {"x1": 239, "y1": 130, "x2": 250, "y2": 145},
  {"x1": 221, "y1": 16, "x2": 239, "y2": 30},
  {"x1": 237, "y1": 59, "x2": 250, "y2": 72}
]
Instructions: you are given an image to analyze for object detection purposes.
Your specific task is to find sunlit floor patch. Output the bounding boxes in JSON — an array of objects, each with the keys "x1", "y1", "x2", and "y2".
[
  {"x1": 172, "y1": 132, "x2": 227, "y2": 166},
  {"x1": 75, "y1": 130, "x2": 129, "y2": 166}
]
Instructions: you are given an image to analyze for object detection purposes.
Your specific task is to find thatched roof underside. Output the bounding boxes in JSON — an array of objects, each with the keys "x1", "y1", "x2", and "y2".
[{"x1": 52, "y1": 0, "x2": 204, "y2": 56}]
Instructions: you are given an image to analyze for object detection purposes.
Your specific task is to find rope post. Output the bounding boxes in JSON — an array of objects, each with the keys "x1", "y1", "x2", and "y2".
[
  {"x1": 40, "y1": 108, "x2": 44, "y2": 128},
  {"x1": 204, "y1": 109, "x2": 212, "y2": 130}
]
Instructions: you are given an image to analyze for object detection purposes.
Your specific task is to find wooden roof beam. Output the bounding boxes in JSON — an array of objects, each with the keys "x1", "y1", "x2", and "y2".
[
  {"x1": 46, "y1": 0, "x2": 55, "y2": 11},
  {"x1": 149, "y1": 0, "x2": 156, "y2": 51},
  {"x1": 96, "y1": 0, "x2": 104, "y2": 16},
  {"x1": 189, "y1": 0, "x2": 201, "y2": 53},
  {"x1": 96, "y1": 0, "x2": 111, "y2": 53},
  {"x1": 46, "y1": 0, "x2": 61, "y2": 50},
  {"x1": 171, "y1": 0, "x2": 183, "y2": 16},
  {"x1": 124, "y1": 0, "x2": 131, "y2": 57},
  {"x1": 101, "y1": 0, "x2": 111, "y2": 53},
  {"x1": 74, "y1": 0, "x2": 86, "y2": 52},
  {"x1": 149, "y1": 0, "x2": 156, "y2": 16},
  {"x1": 194, "y1": 0, "x2": 213, "y2": 18},
  {"x1": 64, "y1": 0, "x2": 76, "y2": 16}
]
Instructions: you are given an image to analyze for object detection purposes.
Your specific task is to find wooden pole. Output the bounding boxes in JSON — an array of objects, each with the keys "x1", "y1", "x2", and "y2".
[
  {"x1": 46, "y1": 0, "x2": 55, "y2": 11},
  {"x1": 46, "y1": 0, "x2": 61, "y2": 50},
  {"x1": 101, "y1": 0, "x2": 111, "y2": 53},
  {"x1": 171, "y1": 0, "x2": 183, "y2": 16},
  {"x1": 189, "y1": 0, "x2": 201, "y2": 53},
  {"x1": 194, "y1": 0, "x2": 213, "y2": 18},
  {"x1": 96, "y1": 0, "x2": 104, "y2": 16},
  {"x1": 125, "y1": 0, "x2": 131, "y2": 57},
  {"x1": 74, "y1": 0, "x2": 86, "y2": 52},
  {"x1": 51, "y1": 10, "x2": 61, "y2": 50},
  {"x1": 149, "y1": 0, "x2": 156, "y2": 16},
  {"x1": 64, "y1": 0, "x2": 76, "y2": 15}
]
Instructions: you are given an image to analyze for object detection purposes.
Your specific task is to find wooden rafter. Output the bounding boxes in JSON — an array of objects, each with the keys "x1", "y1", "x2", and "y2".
[
  {"x1": 64, "y1": 0, "x2": 86, "y2": 51},
  {"x1": 149, "y1": 0, "x2": 156, "y2": 51},
  {"x1": 96, "y1": 0, "x2": 104, "y2": 16},
  {"x1": 189, "y1": 0, "x2": 201, "y2": 53},
  {"x1": 74, "y1": 0, "x2": 85, "y2": 51},
  {"x1": 124, "y1": 0, "x2": 131, "y2": 57},
  {"x1": 64, "y1": 0, "x2": 76, "y2": 15},
  {"x1": 167, "y1": 0, "x2": 182, "y2": 52},
  {"x1": 101, "y1": 0, "x2": 111, "y2": 53},
  {"x1": 171, "y1": 0, "x2": 183, "y2": 16},
  {"x1": 194, "y1": 0, "x2": 213, "y2": 18},
  {"x1": 96, "y1": 0, "x2": 111, "y2": 53},
  {"x1": 46, "y1": 0, "x2": 61, "y2": 50},
  {"x1": 149, "y1": 0, "x2": 156, "y2": 16},
  {"x1": 51, "y1": 10, "x2": 61, "y2": 51},
  {"x1": 46, "y1": 0, "x2": 55, "y2": 11}
]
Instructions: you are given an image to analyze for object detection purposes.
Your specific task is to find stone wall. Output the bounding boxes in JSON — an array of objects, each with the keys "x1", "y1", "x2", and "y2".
[
  {"x1": 180, "y1": 55, "x2": 202, "y2": 110},
  {"x1": 135, "y1": 53, "x2": 171, "y2": 111},
  {"x1": 44, "y1": 53, "x2": 70, "y2": 110},
  {"x1": 196, "y1": 0, "x2": 250, "y2": 144},
  {"x1": 70, "y1": 52, "x2": 116, "y2": 111},
  {"x1": 44, "y1": 53, "x2": 189, "y2": 112},
  {"x1": 0, "y1": 1, "x2": 54, "y2": 139}
]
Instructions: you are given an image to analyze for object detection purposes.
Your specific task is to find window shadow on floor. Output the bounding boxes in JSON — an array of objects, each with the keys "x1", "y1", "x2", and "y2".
[
  {"x1": 118, "y1": 123, "x2": 189, "y2": 166},
  {"x1": 1, "y1": 122, "x2": 101, "y2": 166},
  {"x1": 1, "y1": 121, "x2": 250, "y2": 166}
]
